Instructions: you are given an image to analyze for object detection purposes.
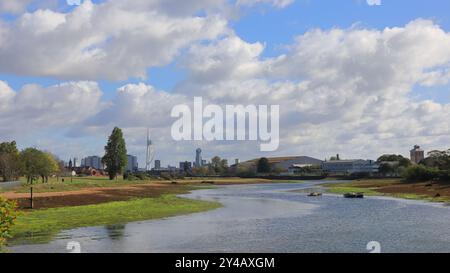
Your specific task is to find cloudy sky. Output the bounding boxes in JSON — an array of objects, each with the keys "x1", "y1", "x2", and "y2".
[{"x1": 1, "y1": 0, "x2": 450, "y2": 167}]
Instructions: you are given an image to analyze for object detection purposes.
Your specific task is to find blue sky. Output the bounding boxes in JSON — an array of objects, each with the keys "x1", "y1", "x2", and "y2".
[{"x1": 1, "y1": 0, "x2": 450, "y2": 166}]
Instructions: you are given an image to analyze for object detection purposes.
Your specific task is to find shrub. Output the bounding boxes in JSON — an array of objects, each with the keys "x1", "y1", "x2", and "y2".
[
  {"x1": 402, "y1": 165, "x2": 439, "y2": 182},
  {"x1": 0, "y1": 197, "x2": 18, "y2": 249}
]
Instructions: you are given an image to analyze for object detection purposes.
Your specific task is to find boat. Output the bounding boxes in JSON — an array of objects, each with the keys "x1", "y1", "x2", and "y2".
[
  {"x1": 343, "y1": 192, "x2": 364, "y2": 199},
  {"x1": 308, "y1": 192, "x2": 322, "y2": 197}
]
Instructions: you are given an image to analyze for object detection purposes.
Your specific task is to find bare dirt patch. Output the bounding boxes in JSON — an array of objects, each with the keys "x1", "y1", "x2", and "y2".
[{"x1": 2, "y1": 183, "x2": 192, "y2": 210}]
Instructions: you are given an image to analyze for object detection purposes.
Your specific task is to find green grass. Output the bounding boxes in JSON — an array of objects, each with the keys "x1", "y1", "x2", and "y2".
[
  {"x1": 324, "y1": 186, "x2": 380, "y2": 196},
  {"x1": 322, "y1": 180, "x2": 450, "y2": 203},
  {"x1": 9, "y1": 195, "x2": 221, "y2": 245},
  {"x1": 1, "y1": 176, "x2": 162, "y2": 193}
]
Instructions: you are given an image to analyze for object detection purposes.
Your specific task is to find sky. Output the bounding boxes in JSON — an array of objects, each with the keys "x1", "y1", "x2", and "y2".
[{"x1": 1, "y1": 0, "x2": 450, "y2": 167}]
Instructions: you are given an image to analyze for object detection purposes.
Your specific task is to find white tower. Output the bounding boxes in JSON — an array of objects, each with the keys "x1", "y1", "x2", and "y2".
[{"x1": 146, "y1": 129, "x2": 155, "y2": 171}]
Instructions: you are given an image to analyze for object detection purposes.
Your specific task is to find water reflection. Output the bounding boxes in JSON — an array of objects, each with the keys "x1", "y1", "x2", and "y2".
[{"x1": 105, "y1": 224, "x2": 126, "y2": 240}]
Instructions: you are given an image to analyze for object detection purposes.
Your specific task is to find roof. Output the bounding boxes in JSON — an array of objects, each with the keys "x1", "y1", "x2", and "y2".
[{"x1": 241, "y1": 156, "x2": 323, "y2": 165}]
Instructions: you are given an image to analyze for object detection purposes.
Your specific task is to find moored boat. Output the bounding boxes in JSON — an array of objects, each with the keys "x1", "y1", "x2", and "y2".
[
  {"x1": 343, "y1": 192, "x2": 364, "y2": 199},
  {"x1": 308, "y1": 192, "x2": 322, "y2": 197}
]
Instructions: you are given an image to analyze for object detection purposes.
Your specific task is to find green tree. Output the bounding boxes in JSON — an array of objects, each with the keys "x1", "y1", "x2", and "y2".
[
  {"x1": 38, "y1": 153, "x2": 60, "y2": 183},
  {"x1": 377, "y1": 154, "x2": 411, "y2": 167},
  {"x1": 210, "y1": 156, "x2": 229, "y2": 175},
  {"x1": 402, "y1": 165, "x2": 439, "y2": 182},
  {"x1": 0, "y1": 141, "x2": 22, "y2": 182},
  {"x1": 20, "y1": 148, "x2": 43, "y2": 184},
  {"x1": 102, "y1": 127, "x2": 128, "y2": 180},
  {"x1": 0, "y1": 197, "x2": 17, "y2": 249},
  {"x1": 378, "y1": 163, "x2": 395, "y2": 176},
  {"x1": 257, "y1": 157, "x2": 271, "y2": 173}
]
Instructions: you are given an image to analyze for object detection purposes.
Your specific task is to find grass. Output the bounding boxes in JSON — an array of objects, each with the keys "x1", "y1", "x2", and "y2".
[
  {"x1": 9, "y1": 195, "x2": 221, "y2": 245},
  {"x1": 324, "y1": 186, "x2": 380, "y2": 196},
  {"x1": 1, "y1": 176, "x2": 161, "y2": 193},
  {"x1": 322, "y1": 179, "x2": 450, "y2": 203}
]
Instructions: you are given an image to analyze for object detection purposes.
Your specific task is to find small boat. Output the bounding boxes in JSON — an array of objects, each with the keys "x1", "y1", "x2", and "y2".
[
  {"x1": 343, "y1": 192, "x2": 364, "y2": 199},
  {"x1": 308, "y1": 192, "x2": 322, "y2": 197}
]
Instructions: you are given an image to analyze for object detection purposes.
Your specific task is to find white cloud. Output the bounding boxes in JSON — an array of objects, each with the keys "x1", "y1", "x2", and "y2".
[
  {"x1": 367, "y1": 0, "x2": 381, "y2": 6},
  {"x1": 0, "y1": 0, "x2": 229, "y2": 81},
  {"x1": 2, "y1": 18, "x2": 450, "y2": 164},
  {"x1": 0, "y1": 0, "x2": 32, "y2": 14},
  {"x1": 236, "y1": 0, "x2": 294, "y2": 8},
  {"x1": 0, "y1": 81, "x2": 103, "y2": 137}
]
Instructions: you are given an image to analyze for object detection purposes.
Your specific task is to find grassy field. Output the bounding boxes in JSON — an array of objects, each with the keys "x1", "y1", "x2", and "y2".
[
  {"x1": 9, "y1": 194, "x2": 221, "y2": 245},
  {"x1": 1, "y1": 176, "x2": 159, "y2": 193},
  {"x1": 322, "y1": 179, "x2": 450, "y2": 203}
]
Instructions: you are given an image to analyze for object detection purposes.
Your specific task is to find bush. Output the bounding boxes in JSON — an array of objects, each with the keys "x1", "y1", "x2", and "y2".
[
  {"x1": 0, "y1": 197, "x2": 18, "y2": 249},
  {"x1": 402, "y1": 165, "x2": 439, "y2": 182}
]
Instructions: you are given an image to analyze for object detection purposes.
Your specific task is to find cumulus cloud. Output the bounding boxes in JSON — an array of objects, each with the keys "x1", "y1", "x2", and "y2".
[
  {"x1": 0, "y1": 81, "x2": 103, "y2": 137},
  {"x1": 367, "y1": 0, "x2": 381, "y2": 6},
  {"x1": 2, "y1": 17, "x2": 450, "y2": 163},
  {"x1": 0, "y1": 0, "x2": 32, "y2": 14},
  {"x1": 0, "y1": 0, "x2": 293, "y2": 82},
  {"x1": 0, "y1": 0, "x2": 229, "y2": 81}
]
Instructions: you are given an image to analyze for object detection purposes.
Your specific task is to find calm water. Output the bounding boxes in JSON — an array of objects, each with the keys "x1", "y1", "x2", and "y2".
[{"x1": 10, "y1": 182, "x2": 450, "y2": 253}]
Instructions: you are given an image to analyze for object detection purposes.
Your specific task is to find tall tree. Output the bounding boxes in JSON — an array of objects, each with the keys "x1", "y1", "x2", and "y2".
[
  {"x1": 0, "y1": 141, "x2": 22, "y2": 182},
  {"x1": 102, "y1": 127, "x2": 128, "y2": 180}
]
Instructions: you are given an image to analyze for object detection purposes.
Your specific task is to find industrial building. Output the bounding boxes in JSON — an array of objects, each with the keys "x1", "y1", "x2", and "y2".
[
  {"x1": 321, "y1": 159, "x2": 379, "y2": 175},
  {"x1": 410, "y1": 145, "x2": 425, "y2": 164}
]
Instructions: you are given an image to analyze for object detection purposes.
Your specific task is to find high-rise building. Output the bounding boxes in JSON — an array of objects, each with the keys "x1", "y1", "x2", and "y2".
[
  {"x1": 410, "y1": 145, "x2": 425, "y2": 164},
  {"x1": 83, "y1": 156, "x2": 103, "y2": 170},
  {"x1": 180, "y1": 161, "x2": 192, "y2": 171},
  {"x1": 154, "y1": 160, "x2": 161, "y2": 170},
  {"x1": 126, "y1": 155, "x2": 139, "y2": 172},
  {"x1": 195, "y1": 148, "x2": 202, "y2": 167}
]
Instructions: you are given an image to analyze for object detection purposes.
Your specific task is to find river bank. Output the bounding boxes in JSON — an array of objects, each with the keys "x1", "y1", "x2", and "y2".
[
  {"x1": 1, "y1": 177, "x2": 288, "y2": 246},
  {"x1": 322, "y1": 178, "x2": 450, "y2": 203}
]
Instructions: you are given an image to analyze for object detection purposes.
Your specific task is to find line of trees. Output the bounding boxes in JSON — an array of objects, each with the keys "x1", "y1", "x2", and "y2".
[
  {"x1": 377, "y1": 150, "x2": 450, "y2": 182},
  {"x1": 403, "y1": 149, "x2": 450, "y2": 182},
  {"x1": 0, "y1": 127, "x2": 130, "y2": 183},
  {"x1": 0, "y1": 141, "x2": 60, "y2": 184}
]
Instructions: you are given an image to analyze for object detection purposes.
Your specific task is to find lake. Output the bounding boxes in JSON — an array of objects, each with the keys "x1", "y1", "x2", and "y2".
[{"x1": 10, "y1": 181, "x2": 450, "y2": 253}]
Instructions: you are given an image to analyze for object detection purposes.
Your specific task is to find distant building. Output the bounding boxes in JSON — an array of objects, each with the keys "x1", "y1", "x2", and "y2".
[
  {"x1": 195, "y1": 148, "x2": 203, "y2": 167},
  {"x1": 321, "y1": 159, "x2": 379, "y2": 175},
  {"x1": 410, "y1": 145, "x2": 425, "y2": 164},
  {"x1": 126, "y1": 155, "x2": 138, "y2": 172},
  {"x1": 235, "y1": 159, "x2": 240, "y2": 165},
  {"x1": 154, "y1": 160, "x2": 161, "y2": 170},
  {"x1": 83, "y1": 156, "x2": 103, "y2": 170},
  {"x1": 180, "y1": 161, "x2": 192, "y2": 171},
  {"x1": 234, "y1": 156, "x2": 323, "y2": 172}
]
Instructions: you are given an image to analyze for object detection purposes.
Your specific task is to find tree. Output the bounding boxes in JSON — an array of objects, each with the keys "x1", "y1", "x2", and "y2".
[
  {"x1": 257, "y1": 157, "x2": 271, "y2": 173},
  {"x1": 20, "y1": 148, "x2": 43, "y2": 184},
  {"x1": 402, "y1": 165, "x2": 439, "y2": 182},
  {"x1": 210, "y1": 156, "x2": 229, "y2": 175},
  {"x1": 378, "y1": 163, "x2": 395, "y2": 176},
  {"x1": 377, "y1": 154, "x2": 411, "y2": 168},
  {"x1": 0, "y1": 197, "x2": 17, "y2": 249},
  {"x1": 0, "y1": 141, "x2": 22, "y2": 182},
  {"x1": 38, "y1": 153, "x2": 60, "y2": 183},
  {"x1": 102, "y1": 127, "x2": 128, "y2": 180}
]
